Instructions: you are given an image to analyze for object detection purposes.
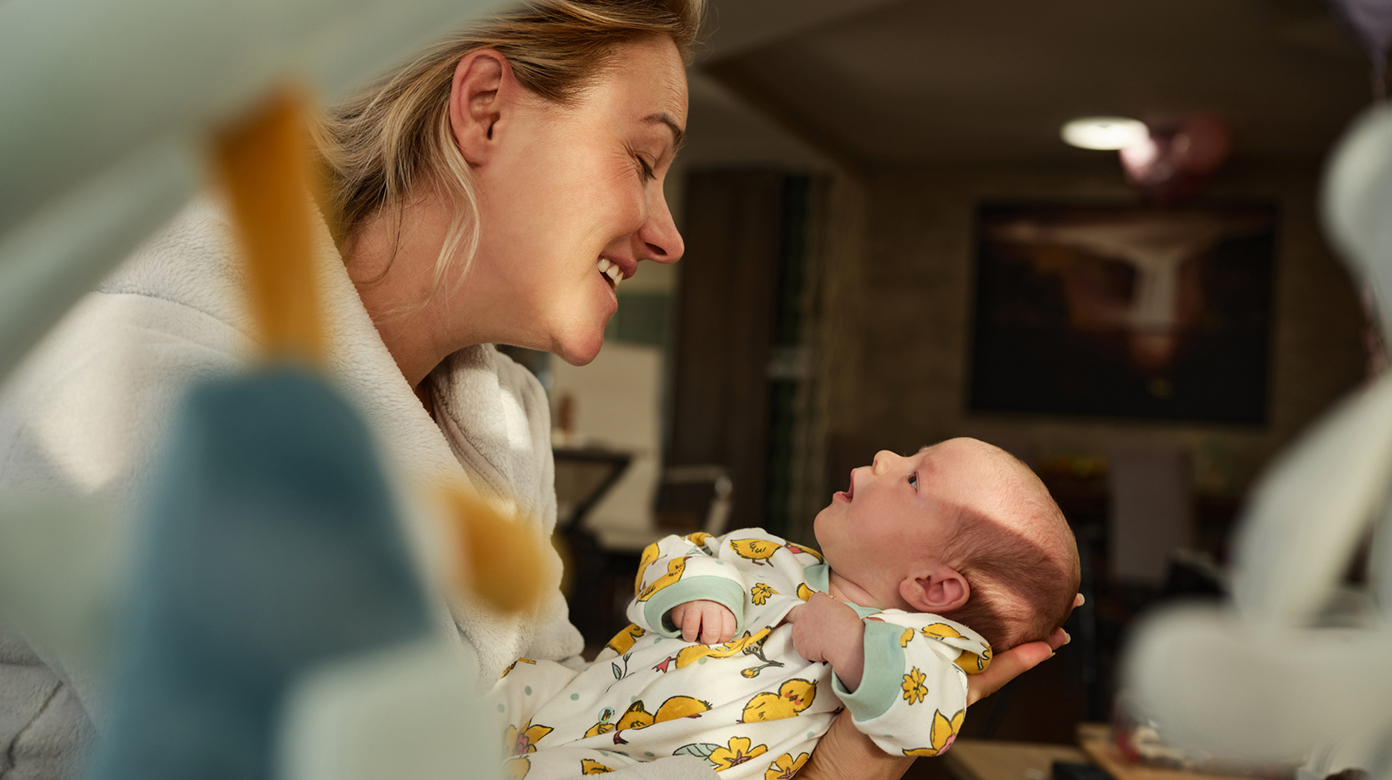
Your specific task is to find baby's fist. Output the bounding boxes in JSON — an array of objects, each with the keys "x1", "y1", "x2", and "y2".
[
  {"x1": 784, "y1": 593, "x2": 863, "y2": 668},
  {"x1": 669, "y1": 600, "x2": 736, "y2": 645}
]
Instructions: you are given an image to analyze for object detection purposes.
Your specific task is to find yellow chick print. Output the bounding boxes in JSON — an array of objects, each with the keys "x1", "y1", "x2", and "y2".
[
  {"x1": 921, "y1": 623, "x2": 993, "y2": 673},
  {"x1": 954, "y1": 643, "x2": 992, "y2": 674},
  {"x1": 685, "y1": 531, "x2": 714, "y2": 547},
  {"x1": 729, "y1": 538, "x2": 781, "y2": 565},
  {"x1": 615, "y1": 701, "x2": 654, "y2": 731},
  {"x1": 500, "y1": 657, "x2": 537, "y2": 679},
  {"x1": 921, "y1": 623, "x2": 966, "y2": 641},
  {"x1": 581, "y1": 758, "x2": 614, "y2": 774},
  {"x1": 783, "y1": 543, "x2": 823, "y2": 562},
  {"x1": 636, "y1": 557, "x2": 688, "y2": 602},
  {"x1": 741, "y1": 679, "x2": 817, "y2": 722},
  {"x1": 585, "y1": 721, "x2": 615, "y2": 738},
  {"x1": 655, "y1": 695, "x2": 713, "y2": 722},
  {"x1": 605, "y1": 624, "x2": 646, "y2": 655},
  {"x1": 901, "y1": 628, "x2": 915, "y2": 648},
  {"x1": 584, "y1": 705, "x2": 621, "y2": 738},
  {"x1": 901, "y1": 709, "x2": 964, "y2": 757},
  {"x1": 673, "y1": 627, "x2": 773, "y2": 669},
  {"x1": 635, "y1": 542, "x2": 661, "y2": 593},
  {"x1": 604, "y1": 696, "x2": 712, "y2": 744},
  {"x1": 796, "y1": 583, "x2": 814, "y2": 601}
]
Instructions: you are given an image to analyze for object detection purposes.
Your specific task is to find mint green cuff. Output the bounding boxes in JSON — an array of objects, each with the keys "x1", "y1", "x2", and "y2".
[
  {"x1": 833, "y1": 621, "x2": 905, "y2": 721},
  {"x1": 643, "y1": 576, "x2": 747, "y2": 638}
]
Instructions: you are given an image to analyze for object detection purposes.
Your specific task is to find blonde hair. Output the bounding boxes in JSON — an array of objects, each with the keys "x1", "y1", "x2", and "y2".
[{"x1": 314, "y1": 0, "x2": 703, "y2": 299}]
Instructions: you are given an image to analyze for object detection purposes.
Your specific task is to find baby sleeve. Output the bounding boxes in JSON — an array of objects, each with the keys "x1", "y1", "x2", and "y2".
[
  {"x1": 831, "y1": 612, "x2": 992, "y2": 758},
  {"x1": 625, "y1": 531, "x2": 750, "y2": 638}
]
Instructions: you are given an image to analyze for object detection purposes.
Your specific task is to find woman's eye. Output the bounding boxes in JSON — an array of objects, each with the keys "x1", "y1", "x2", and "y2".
[
  {"x1": 637, "y1": 156, "x2": 656, "y2": 181},
  {"x1": 908, "y1": 474, "x2": 918, "y2": 489}
]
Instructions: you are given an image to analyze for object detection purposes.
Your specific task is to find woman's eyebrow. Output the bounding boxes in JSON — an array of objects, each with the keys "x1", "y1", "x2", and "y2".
[{"x1": 643, "y1": 113, "x2": 685, "y2": 154}]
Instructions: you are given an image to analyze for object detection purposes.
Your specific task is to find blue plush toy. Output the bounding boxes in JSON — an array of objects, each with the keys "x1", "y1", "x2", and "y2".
[{"x1": 86, "y1": 366, "x2": 435, "y2": 780}]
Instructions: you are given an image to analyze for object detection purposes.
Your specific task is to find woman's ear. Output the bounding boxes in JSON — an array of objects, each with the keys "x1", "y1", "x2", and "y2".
[
  {"x1": 900, "y1": 566, "x2": 970, "y2": 613},
  {"x1": 448, "y1": 48, "x2": 512, "y2": 165}
]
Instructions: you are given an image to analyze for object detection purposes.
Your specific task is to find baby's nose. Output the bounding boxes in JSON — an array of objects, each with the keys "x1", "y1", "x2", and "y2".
[{"x1": 872, "y1": 450, "x2": 898, "y2": 475}]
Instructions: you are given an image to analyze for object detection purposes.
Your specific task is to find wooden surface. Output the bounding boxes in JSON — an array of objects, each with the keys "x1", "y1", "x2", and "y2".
[
  {"x1": 1076, "y1": 723, "x2": 1241, "y2": 780},
  {"x1": 944, "y1": 725, "x2": 1246, "y2": 780},
  {"x1": 944, "y1": 739, "x2": 1088, "y2": 780}
]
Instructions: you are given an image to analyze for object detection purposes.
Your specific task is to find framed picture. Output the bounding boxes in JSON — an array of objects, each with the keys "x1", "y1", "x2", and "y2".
[{"x1": 968, "y1": 201, "x2": 1278, "y2": 424}]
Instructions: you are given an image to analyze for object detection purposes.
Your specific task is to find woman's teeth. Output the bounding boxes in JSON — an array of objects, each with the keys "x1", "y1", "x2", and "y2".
[{"x1": 597, "y1": 258, "x2": 623, "y2": 290}]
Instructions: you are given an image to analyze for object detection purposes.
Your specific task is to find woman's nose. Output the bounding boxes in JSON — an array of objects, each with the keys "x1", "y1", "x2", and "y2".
[{"x1": 639, "y1": 188, "x2": 684, "y2": 264}]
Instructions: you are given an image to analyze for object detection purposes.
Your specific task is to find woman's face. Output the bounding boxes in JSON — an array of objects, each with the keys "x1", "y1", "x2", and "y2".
[{"x1": 469, "y1": 35, "x2": 688, "y2": 365}]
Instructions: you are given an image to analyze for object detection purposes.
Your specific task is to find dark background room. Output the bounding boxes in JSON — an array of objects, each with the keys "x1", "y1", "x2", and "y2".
[{"x1": 534, "y1": 0, "x2": 1380, "y2": 776}]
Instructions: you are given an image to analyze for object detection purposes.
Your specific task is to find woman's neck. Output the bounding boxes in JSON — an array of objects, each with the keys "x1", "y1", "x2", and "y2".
[{"x1": 345, "y1": 197, "x2": 484, "y2": 389}]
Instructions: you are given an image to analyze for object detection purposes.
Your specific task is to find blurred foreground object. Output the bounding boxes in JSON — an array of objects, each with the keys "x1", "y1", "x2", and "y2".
[
  {"x1": 1123, "y1": 101, "x2": 1392, "y2": 775},
  {"x1": 1323, "y1": 0, "x2": 1392, "y2": 96},
  {"x1": 212, "y1": 91, "x2": 327, "y2": 364},
  {"x1": 0, "y1": 0, "x2": 507, "y2": 384},
  {"x1": 85, "y1": 368, "x2": 443, "y2": 780},
  {"x1": 439, "y1": 483, "x2": 547, "y2": 615},
  {"x1": 83, "y1": 90, "x2": 519, "y2": 780}
]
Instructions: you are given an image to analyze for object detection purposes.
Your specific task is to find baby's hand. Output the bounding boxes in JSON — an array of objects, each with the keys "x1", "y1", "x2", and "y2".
[
  {"x1": 668, "y1": 600, "x2": 736, "y2": 645},
  {"x1": 784, "y1": 593, "x2": 866, "y2": 689}
]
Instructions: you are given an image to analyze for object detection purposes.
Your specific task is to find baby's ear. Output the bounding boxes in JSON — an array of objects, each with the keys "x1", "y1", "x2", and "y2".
[{"x1": 900, "y1": 566, "x2": 969, "y2": 613}]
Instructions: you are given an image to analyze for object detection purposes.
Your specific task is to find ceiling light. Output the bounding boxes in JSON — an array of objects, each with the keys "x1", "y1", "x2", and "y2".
[{"x1": 1061, "y1": 117, "x2": 1148, "y2": 150}]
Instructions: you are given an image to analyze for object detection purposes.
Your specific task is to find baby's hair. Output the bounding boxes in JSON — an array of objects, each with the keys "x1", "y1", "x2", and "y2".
[{"x1": 936, "y1": 444, "x2": 1080, "y2": 650}]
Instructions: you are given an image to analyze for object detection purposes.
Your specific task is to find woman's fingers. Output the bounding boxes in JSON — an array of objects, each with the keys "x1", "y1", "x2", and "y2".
[
  {"x1": 798, "y1": 711, "x2": 914, "y2": 780},
  {"x1": 1045, "y1": 626, "x2": 1071, "y2": 651},
  {"x1": 966, "y1": 637, "x2": 1061, "y2": 706}
]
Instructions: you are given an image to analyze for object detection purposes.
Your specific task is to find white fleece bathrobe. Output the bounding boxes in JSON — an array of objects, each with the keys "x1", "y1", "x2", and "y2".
[{"x1": 0, "y1": 199, "x2": 714, "y2": 779}]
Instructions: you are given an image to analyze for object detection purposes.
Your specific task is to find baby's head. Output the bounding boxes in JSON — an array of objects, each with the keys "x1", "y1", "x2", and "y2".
[{"x1": 813, "y1": 437, "x2": 1079, "y2": 650}]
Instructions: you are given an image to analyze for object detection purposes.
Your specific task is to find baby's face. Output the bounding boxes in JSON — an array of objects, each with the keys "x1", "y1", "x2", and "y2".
[{"x1": 812, "y1": 439, "x2": 1007, "y2": 597}]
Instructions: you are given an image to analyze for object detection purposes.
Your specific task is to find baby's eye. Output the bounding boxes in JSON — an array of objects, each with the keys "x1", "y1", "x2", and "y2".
[{"x1": 908, "y1": 473, "x2": 919, "y2": 489}]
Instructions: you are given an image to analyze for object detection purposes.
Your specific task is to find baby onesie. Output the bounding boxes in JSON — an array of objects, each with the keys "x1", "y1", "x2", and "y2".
[{"x1": 489, "y1": 528, "x2": 992, "y2": 779}]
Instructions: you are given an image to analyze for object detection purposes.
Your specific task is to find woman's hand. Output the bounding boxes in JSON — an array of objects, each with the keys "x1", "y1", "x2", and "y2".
[
  {"x1": 969, "y1": 592, "x2": 1081, "y2": 705},
  {"x1": 967, "y1": 625, "x2": 1070, "y2": 706},
  {"x1": 798, "y1": 710, "x2": 913, "y2": 780}
]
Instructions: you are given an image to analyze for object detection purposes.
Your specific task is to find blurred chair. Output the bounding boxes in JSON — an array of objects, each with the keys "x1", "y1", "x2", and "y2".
[
  {"x1": 651, "y1": 464, "x2": 734, "y2": 539},
  {"x1": 564, "y1": 464, "x2": 734, "y2": 651},
  {"x1": 1108, "y1": 443, "x2": 1194, "y2": 587}
]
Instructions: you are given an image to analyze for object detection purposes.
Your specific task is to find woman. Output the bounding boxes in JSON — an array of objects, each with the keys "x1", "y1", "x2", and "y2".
[{"x1": 0, "y1": 1, "x2": 1066, "y2": 777}]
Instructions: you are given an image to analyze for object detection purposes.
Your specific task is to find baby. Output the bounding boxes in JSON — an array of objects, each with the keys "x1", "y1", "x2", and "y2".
[{"x1": 491, "y1": 437, "x2": 1079, "y2": 779}]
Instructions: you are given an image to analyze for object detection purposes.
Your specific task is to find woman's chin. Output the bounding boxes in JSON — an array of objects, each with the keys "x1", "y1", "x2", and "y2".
[{"x1": 551, "y1": 331, "x2": 606, "y2": 367}]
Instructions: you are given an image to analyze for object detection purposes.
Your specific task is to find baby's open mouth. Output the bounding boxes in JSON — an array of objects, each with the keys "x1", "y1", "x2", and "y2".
[
  {"x1": 846, "y1": 472, "x2": 855, "y2": 500},
  {"x1": 597, "y1": 258, "x2": 623, "y2": 291}
]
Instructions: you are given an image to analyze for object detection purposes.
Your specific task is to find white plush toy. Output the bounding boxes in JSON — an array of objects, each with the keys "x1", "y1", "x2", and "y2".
[{"x1": 1124, "y1": 102, "x2": 1392, "y2": 776}]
